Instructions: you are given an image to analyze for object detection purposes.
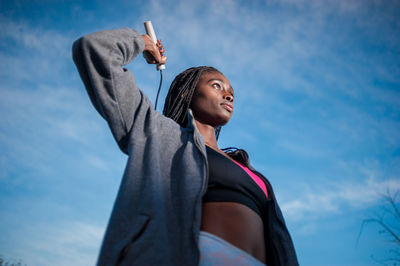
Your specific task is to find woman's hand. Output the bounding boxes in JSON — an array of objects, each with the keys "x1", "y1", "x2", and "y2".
[{"x1": 142, "y1": 34, "x2": 167, "y2": 65}]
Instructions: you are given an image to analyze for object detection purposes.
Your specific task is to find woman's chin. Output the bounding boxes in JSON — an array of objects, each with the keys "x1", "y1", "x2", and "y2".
[{"x1": 214, "y1": 116, "x2": 231, "y2": 127}]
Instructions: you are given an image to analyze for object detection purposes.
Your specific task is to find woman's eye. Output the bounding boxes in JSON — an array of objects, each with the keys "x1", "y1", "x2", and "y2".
[{"x1": 212, "y1": 83, "x2": 222, "y2": 90}]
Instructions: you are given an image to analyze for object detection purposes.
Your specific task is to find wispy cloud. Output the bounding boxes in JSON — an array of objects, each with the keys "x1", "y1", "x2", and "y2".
[
  {"x1": 9, "y1": 221, "x2": 104, "y2": 266},
  {"x1": 0, "y1": 82, "x2": 124, "y2": 186},
  {"x1": 282, "y1": 174, "x2": 400, "y2": 222},
  {"x1": 0, "y1": 17, "x2": 70, "y2": 57},
  {"x1": 0, "y1": 15, "x2": 75, "y2": 84}
]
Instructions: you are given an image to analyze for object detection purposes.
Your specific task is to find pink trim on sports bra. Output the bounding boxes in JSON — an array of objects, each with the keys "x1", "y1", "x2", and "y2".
[{"x1": 232, "y1": 161, "x2": 268, "y2": 199}]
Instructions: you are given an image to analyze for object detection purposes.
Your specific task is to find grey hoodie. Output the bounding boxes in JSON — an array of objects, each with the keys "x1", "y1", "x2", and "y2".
[{"x1": 72, "y1": 28, "x2": 298, "y2": 266}]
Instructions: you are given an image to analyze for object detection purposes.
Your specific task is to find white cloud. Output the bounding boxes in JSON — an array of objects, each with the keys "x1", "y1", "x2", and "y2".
[
  {"x1": 0, "y1": 81, "x2": 118, "y2": 184},
  {"x1": 0, "y1": 15, "x2": 75, "y2": 83},
  {"x1": 282, "y1": 175, "x2": 400, "y2": 222},
  {"x1": 0, "y1": 16, "x2": 71, "y2": 57},
  {"x1": 10, "y1": 221, "x2": 104, "y2": 266}
]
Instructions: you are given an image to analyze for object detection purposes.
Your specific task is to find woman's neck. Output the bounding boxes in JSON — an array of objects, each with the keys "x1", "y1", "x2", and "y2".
[{"x1": 194, "y1": 120, "x2": 218, "y2": 149}]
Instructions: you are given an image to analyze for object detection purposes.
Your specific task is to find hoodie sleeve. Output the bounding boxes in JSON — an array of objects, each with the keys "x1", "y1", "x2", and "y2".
[{"x1": 72, "y1": 28, "x2": 170, "y2": 154}]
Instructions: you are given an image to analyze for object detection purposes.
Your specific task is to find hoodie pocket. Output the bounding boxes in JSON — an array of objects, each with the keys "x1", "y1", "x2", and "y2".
[{"x1": 116, "y1": 214, "x2": 151, "y2": 265}]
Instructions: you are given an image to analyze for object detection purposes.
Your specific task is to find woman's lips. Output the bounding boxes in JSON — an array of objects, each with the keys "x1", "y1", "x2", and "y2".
[{"x1": 221, "y1": 103, "x2": 233, "y2": 112}]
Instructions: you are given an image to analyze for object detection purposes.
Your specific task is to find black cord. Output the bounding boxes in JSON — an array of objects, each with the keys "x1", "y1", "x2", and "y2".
[{"x1": 154, "y1": 69, "x2": 163, "y2": 110}]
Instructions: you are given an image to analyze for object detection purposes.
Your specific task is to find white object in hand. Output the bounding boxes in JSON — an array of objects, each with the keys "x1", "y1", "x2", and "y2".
[{"x1": 144, "y1": 21, "x2": 166, "y2": 70}]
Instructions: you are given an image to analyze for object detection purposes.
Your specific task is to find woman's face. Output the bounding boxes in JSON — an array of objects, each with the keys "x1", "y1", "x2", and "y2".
[{"x1": 190, "y1": 71, "x2": 234, "y2": 127}]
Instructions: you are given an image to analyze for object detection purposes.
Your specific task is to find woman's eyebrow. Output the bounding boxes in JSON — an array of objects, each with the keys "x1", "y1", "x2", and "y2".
[
  {"x1": 207, "y1": 79, "x2": 234, "y2": 94},
  {"x1": 207, "y1": 78, "x2": 224, "y2": 83}
]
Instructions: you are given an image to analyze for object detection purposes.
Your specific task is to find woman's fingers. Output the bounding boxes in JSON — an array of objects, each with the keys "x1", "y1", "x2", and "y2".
[
  {"x1": 160, "y1": 55, "x2": 167, "y2": 64},
  {"x1": 156, "y1": 40, "x2": 165, "y2": 56},
  {"x1": 156, "y1": 40, "x2": 167, "y2": 64},
  {"x1": 142, "y1": 35, "x2": 167, "y2": 65},
  {"x1": 158, "y1": 47, "x2": 165, "y2": 54}
]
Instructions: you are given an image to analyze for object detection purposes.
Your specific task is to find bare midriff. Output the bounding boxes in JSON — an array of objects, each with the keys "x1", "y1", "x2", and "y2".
[{"x1": 200, "y1": 202, "x2": 266, "y2": 264}]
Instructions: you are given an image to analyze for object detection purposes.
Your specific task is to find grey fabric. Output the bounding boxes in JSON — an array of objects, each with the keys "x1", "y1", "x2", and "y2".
[
  {"x1": 198, "y1": 231, "x2": 266, "y2": 265},
  {"x1": 73, "y1": 28, "x2": 207, "y2": 266},
  {"x1": 72, "y1": 28, "x2": 299, "y2": 266}
]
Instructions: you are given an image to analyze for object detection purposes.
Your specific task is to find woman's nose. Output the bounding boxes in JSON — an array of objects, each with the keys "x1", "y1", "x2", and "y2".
[{"x1": 224, "y1": 93, "x2": 234, "y2": 102}]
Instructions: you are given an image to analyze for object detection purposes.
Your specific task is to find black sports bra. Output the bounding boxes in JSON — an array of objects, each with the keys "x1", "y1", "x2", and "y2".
[{"x1": 203, "y1": 146, "x2": 269, "y2": 217}]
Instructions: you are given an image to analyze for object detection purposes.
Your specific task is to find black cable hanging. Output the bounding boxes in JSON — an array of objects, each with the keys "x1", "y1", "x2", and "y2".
[{"x1": 154, "y1": 69, "x2": 163, "y2": 110}]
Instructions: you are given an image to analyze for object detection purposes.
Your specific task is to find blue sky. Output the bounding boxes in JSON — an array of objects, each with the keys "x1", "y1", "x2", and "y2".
[{"x1": 0, "y1": 0, "x2": 399, "y2": 265}]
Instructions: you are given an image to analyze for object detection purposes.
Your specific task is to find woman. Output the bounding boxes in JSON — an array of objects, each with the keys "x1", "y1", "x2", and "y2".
[{"x1": 73, "y1": 28, "x2": 298, "y2": 266}]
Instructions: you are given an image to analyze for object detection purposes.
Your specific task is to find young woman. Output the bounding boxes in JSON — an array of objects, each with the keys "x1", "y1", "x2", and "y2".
[{"x1": 73, "y1": 28, "x2": 298, "y2": 266}]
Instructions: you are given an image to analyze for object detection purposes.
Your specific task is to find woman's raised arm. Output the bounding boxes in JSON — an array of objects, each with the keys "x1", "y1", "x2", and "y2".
[{"x1": 72, "y1": 28, "x2": 167, "y2": 154}]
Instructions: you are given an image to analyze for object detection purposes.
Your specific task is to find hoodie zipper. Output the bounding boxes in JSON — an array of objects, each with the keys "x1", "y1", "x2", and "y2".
[
  {"x1": 192, "y1": 129, "x2": 209, "y2": 262},
  {"x1": 194, "y1": 134, "x2": 209, "y2": 196}
]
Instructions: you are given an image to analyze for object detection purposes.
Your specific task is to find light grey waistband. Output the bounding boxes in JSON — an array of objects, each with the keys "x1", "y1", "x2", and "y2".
[{"x1": 198, "y1": 231, "x2": 266, "y2": 266}]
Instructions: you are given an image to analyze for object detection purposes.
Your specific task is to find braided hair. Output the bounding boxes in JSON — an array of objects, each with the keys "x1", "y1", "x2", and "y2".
[{"x1": 163, "y1": 66, "x2": 222, "y2": 138}]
